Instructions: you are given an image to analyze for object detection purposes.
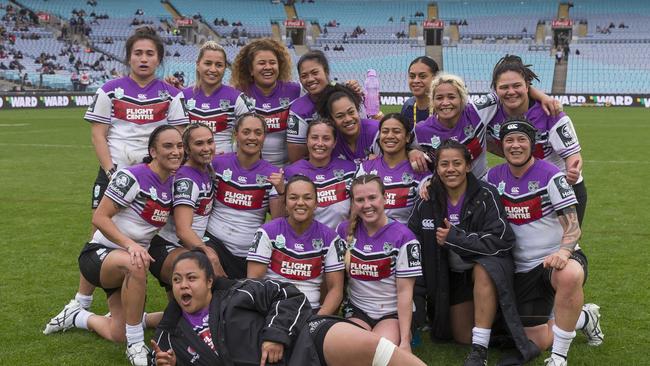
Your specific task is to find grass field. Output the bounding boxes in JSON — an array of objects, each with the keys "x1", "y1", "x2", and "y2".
[{"x1": 0, "y1": 106, "x2": 648, "y2": 365}]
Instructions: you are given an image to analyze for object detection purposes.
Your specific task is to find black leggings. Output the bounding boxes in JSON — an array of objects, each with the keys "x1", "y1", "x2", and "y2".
[{"x1": 572, "y1": 180, "x2": 587, "y2": 226}]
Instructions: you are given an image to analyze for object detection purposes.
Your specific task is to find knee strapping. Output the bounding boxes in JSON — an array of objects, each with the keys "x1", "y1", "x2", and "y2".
[{"x1": 372, "y1": 337, "x2": 396, "y2": 366}]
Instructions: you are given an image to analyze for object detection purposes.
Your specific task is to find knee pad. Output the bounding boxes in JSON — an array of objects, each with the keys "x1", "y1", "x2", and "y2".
[{"x1": 372, "y1": 337, "x2": 396, "y2": 366}]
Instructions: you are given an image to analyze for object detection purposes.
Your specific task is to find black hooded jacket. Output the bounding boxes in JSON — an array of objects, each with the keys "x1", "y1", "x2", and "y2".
[{"x1": 408, "y1": 173, "x2": 539, "y2": 363}]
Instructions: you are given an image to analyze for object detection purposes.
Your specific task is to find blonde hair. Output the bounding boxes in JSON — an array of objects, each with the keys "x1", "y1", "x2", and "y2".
[
  {"x1": 194, "y1": 41, "x2": 228, "y2": 92},
  {"x1": 230, "y1": 38, "x2": 293, "y2": 94},
  {"x1": 429, "y1": 73, "x2": 469, "y2": 115}
]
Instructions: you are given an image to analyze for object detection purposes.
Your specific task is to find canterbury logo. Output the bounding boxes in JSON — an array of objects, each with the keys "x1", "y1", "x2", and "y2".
[{"x1": 421, "y1": 219, "x2": 435, "y2": 229}]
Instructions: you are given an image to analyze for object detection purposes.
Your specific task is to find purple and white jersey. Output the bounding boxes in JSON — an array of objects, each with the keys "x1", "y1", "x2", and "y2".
[
  {"x1": 91, "y1": 164, "x2": 173, "y2": 249},
  {"x1": 356, "y1": 158, "x2": 431, "y2": 224},
  {"x1": 247, "y1": 217, "x2": 346, "y2": 308},
  {"x1": 158, "y1": 165, "x2": 215, "y2": 245},
  {"x1": 446, "y1": 194, "x2": 473, "y2": 272},
  {"x1": 84, "y1": 76, "x2": 183, "y2": 169},
  {"x1": 286, "y1": 94, "x2": 319, "y2": 145},
  {"x1": 487, "y1": 101, "x2": 583, "y2": 183},
  {"x1": 207, "y1": 153, "x2": 279, "y2": 256},
  {"x1": 247, "y1": 81, "x2": 302, "y2": 167},
  {"x1": 336, "y1": 220, "x2": 422, "y2": 319},
  {"x1": 486, "y1": 159, "x2": 579, "y2": 273},
  {"x1": 414, "y1": 94, "x2": 498, "y2": 179},
  {"x1": 284, "y1": 158, "x2": 356, "y2": 229},
  {"x1": 332, "y1": 118, "x2": 380, "y2": 166},
  {"x1": 170, "y1": 85, "x2": 253, "y2": 153}
]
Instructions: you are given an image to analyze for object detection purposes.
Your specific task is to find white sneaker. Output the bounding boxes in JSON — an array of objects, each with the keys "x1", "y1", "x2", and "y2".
[
  {"x1": 43, "y1": 299, "x2": 81, "y2": 335},
  {"x1": 544, "y1": 354, "x2": 568, "y2": 366},
  {"x1": 581, "y1": 303, "x2": 604, "y2": 346},
  {"x1": 126, "y1": 341, "x2": 150, "y2": 366}
]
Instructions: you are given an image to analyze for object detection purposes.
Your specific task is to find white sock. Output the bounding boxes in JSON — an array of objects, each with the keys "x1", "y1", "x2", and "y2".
[
  {"x1": 75, "y1": 293, "x2": 93, "y2": 309},
  {"x1": 472, "y1": 327, "x2": 491, "y2": 348},
  {"x1": 141, "y1": 312, "x2": 147, "y2": 330},
  {"x1": 125, "y1": 322, "x2": 144, "y2": 346},
  {"x1": 574, "y1": 310, "x2": 587, "y2": 330},
  {"x1": 551, "y1": 324, "x2": 576, "y2": 358},
  {"x1": 73, "y1": 309, "x2": 92, "y2": 330}
]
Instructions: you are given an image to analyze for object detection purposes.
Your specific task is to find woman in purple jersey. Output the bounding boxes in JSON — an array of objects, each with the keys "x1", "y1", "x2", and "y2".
[
  {"x1": 339, "y1": 175, "x2": 422, "y2": 355},
  {"x1": 247, "y1": 175, "x2": 345, "y2": 315},
  {"x1": 400, "y1": 56, "x2": 440, "y2": 127},
  {"x1": 148, "y1": 123, "x2": 226, "y2": 294},
  {"x1": 168, "y1": 41, "x2": 252, "y2": 154},
  {"x1": 44, "y1": 126, "x2": 183, "y2": 366},
  {"x1": 284, "y1": 119, "x2": 356, "y2": 229},
  {"x1": 151, "y1": 250, "x2": 426, "y2": 366},
  {"x1": 488, "y1": 55, "x2": 587, "y2": 225},
  {"x1": 230, "y1": 38, "x2": 301, "y2": 167},
  {"x1": 409, "y1": 140, "x2": 539, "y2": 365}
]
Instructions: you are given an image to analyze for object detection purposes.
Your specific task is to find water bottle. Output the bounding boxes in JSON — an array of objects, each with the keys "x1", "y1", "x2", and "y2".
[{"x1": 364, "y1": 69, "x2": 380, "y2": 118}]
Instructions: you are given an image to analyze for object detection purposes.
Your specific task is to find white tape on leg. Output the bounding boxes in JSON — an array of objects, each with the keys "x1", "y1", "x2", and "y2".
[{"x1": 372, "y1": 337, "x2": 396, "y2": 366}]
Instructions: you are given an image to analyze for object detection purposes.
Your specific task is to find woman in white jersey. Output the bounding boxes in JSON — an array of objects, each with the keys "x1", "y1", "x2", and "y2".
[
  {"x1": 44, "y1": 126, "x2": 183, "y2": 366},
  {"x1": 247, "y1": 175, "x2": 346, "y2": 315}
]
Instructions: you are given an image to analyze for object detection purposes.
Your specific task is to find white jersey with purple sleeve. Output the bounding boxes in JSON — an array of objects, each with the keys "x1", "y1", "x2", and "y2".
[
  {"x1": 286, "y1": 94, "x2": 319, "y2": 145},
  {"x1": 486, "y1": 159, "x2": 579, "y2": 273},
  {"x1": 247, "y1": 81, "x2": 302, "y2": 167},
  {"x1": 332, "y1": 118, "x2": 380, "y2": 166},
  {"x1": 336, "y1": 220, "x2": 422, "y2": 319},
  {"x1": 158, "y1": 165, "x2": 215, "y2": 245},
  {"x1": 91, "y1": 164, "x2": 173, "y2": 249},
  {"x1": 207, "y1": 153, "x2": 279, "y2": 257},
  {"x1": 84, "y1": 76, "x2": 182, "y2": 169},
  {"x1": 414, "y1": 94, "x2": 498, "y2": 179},
  {"x1": 356, "y1": 158, "x2": 431, "y2": 224},
  {"x1": 171, "y1": 85, "x2": 253, "y2": 154},
  {"x1": 488, "y1": 101, "x2": 583, "y2": 183},
  {"x1": 284, "y1": 158, "x2": 356, "y2": 229},
  {"x1": 247, "y1": 217, "x2": 346, "y2": 309}
]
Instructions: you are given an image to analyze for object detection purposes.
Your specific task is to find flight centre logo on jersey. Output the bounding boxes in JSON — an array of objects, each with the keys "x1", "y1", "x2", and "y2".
[
  {"x1": 407, "y1": 243, "x2": 421, "y2": 268},
  {"x1": 185, "y1": 98, "x2": 196, "y2": 110},
  {"x1": 109, "y1": 171, "x2": 134, "y2": 197},
  {"x1": 557, "y1": 123, "x2": 577, "y2": 147},
  {"x1": 528, "y1": 180, "x2": 540, "y2": 192},
  {"x1": 430, "y1": 135, "x2": 441, "y2": 148},
  {"x1": 554, "y1": 176, "x2": 575, "y2": 199},
  {"x1": 250, "y1": 231, "x2": 263, "y2": 252},
  {"x1": 174, "y1": 179, "x2": 193, "y2": 200}
]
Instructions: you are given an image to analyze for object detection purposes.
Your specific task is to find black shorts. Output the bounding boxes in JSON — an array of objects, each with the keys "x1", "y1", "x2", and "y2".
[
  {"x1": 78, "y1": 242, "x2": 120, "y2": 296},
  {"x1": 205, "y1": 231, "x2": 247, "y2": 279},
  {"x1": 450, "y1": 269, "x2": 475, "y2": 306},
  {"x1": 91, "y1": 165, "x2": 114, "y2": 209},
  {"x1": 342, "y1": 301, "x2": 398, "y2": 329},
  {"x1": 148, "y1": 235, "x2": 183, "y2": 290},
  {"x1": 514, "y1": 249, "x2": 588, "y2": 327}
]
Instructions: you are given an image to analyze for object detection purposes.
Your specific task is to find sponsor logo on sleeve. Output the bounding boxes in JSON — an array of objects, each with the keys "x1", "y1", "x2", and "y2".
[
  {"x1": 174, "y1": 179, "x2": 193, "y2": 200},
  {"x1": 109, "y1": 171, "x2": 134, "y2": 197},
  {"x1": 407, "y1": 243, "x2": 421, "y2": 267},
  {"x1": 557, "y1": 123, "x2": 577, "y2": 147},
  {"x1": 250, "y1": 231, "x2": 263, "y2": 252},
  {"x1": 334, "y1": 238, "x2": 347, "y2": 262},
  {"x1": 554, "y1": 176, "x2": 575, "y2": 199},
  {"x1": 88, "y1": 93, "x2": 98, "y2": 113},
  {"x1": 474, "y1": 93, "x2": 497, "y2": 109},
  {"x1": 287, "y1": 115, "x2": 299, "y2": 135}
]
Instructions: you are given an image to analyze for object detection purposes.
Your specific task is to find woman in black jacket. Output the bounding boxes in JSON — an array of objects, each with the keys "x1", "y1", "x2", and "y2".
[
  {"x1": 408, "y1": 140, "x2": 539, "y2": 365},
  {"x1": 151, "y1": 250, "x2": 426, "y2": 366}
]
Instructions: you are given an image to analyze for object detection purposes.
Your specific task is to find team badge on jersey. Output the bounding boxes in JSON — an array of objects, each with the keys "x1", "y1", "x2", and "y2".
[
  {"x1": 256, "y1": 174, "x2": 267, "y2": 186},
  {"x1": 186, "y1": 98, "x2": 196, "y2": 110},
  {"x1": 402, "y1": 172, "x2": 413, "y2": 184},
  {"x1": 158, "y1": 90, "x2": 170, "y2": 101},
  {"x1": 333, "y1": 169, "x2": 345, "y2": 181},
  {"x1": 497, "y1": 181, "x2": 506, "y2": 195},
  {"x1": 312, "y1": 238, "x2": 323, "y2": 251},
  {"x1": 222, "y1": 169, "x2": 232, "y2": 182},
  {"x1": 149, "y1": 187, "x2": 158, "y2": 200},
  {"x1": 431, "y1": 135, "x2": 441, "y2": 148},
  {"x1": 274, "y1": 234, "x2": 286, "y2": 249},
  {"x1": 219, "y1": 99, "x2": 230, "y2": 110},
  {"x1": 407, "y1": 243, "x2": 421, "y2": 267},
  {"x1": 492, "y1": 124, "x2": 501, "y2": 137},
  {"x1": 242, "y1": 95, "x2": 255, "y2": 109},
  {"x1": 114, "y1": 87, "x2": 124, "y2": 99},
  {"x1": 279, "y1": 98, "x2": 291, "y2": 108},
  {"x1": 382, "y1": 242, "x2": 394, "y2": 255},
  {"x1": 528, "y1": 180, "x2": 540, "y2": 192},
  {"x1": 464, "y1": 124, "x2": 475, "y2": 138}
]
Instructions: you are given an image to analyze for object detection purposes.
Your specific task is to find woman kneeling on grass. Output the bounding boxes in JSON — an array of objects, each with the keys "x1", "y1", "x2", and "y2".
[
  {"x1": 44, "y1": 125, "x2": 183, "y2": 366},
  {"x1": 151, "y1": 250, "x2": 427, "y2": 366}
]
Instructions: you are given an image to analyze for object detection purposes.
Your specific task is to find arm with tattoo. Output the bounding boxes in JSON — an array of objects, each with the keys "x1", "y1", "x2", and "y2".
[{"x1": 558, "y1": 206, "x2": 581, "y2": 252}]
